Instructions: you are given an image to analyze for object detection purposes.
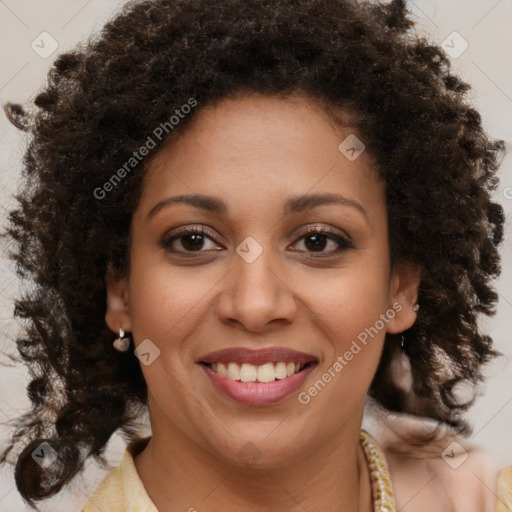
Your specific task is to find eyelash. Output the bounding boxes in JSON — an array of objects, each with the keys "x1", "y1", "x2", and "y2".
[{"x1": 160, "y1": 225, "x2": 354, "y2": 258}]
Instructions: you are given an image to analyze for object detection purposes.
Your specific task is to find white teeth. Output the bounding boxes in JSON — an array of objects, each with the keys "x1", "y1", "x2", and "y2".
[
  {"x1": 274, "y1": 362, "x2": 288, "y2": 379},
  {"x1": 257, "y1": 363, "x2": 275, "y2": 383},
  {"x1": 240, "y1": 363, "x2": 258, "y2": 382},
  {"x1": 227, "y1": 362, "x2": 240, "y2": 380},
  {"x1": 209, "y1": 361, "x2": 308, "y2": 382},
  {"x1": 217, "y1": 362, "x2": 228, "y2": 377}
]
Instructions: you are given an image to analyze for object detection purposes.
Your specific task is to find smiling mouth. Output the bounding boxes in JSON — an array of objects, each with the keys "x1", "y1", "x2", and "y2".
[{"x1": 199, "y1": 361, "x2": 317, "y2": 383}]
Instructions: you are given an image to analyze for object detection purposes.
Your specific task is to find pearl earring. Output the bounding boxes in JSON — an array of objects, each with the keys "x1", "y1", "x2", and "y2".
[{"x1": 113, "y1": 328, "x2": 130, "y2": 352}]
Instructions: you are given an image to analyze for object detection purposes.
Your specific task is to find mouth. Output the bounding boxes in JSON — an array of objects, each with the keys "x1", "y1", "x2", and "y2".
[
  {"x1": 197, "y1": 346, "x2": 318, "y2": 384},
  {"x1": 198, "y1": 359, "x2": 318, "y2": 406},
  {"x1": 199, "y1": 360, "x2": 317, "y2": 384}
]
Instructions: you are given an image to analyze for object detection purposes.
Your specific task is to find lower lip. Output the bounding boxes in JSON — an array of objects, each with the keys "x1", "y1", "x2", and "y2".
[{"x1": 200, "y1": 363, "x2": 317, "y2": 406}]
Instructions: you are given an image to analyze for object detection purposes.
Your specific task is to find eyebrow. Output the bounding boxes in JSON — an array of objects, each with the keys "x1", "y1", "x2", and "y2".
[{"x1": 147, "y1": 192, "x2": 370, "y2": 223}]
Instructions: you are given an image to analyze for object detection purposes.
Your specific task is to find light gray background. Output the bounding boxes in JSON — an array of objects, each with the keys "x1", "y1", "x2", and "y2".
[{"x1": 0, "y1": 1, "x2": 511, "y2": 510}]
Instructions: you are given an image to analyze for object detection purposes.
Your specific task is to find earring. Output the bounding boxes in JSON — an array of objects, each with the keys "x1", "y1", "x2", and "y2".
[
  {"x1": 113, "y1": 328, "x2": 131, "y2": 352},
  {"x1": 395, "y1": 334, "x2": 413, "y2": 391},
  {"x1": 400, "y1": 303, "x2": 419, "y2": 351}
]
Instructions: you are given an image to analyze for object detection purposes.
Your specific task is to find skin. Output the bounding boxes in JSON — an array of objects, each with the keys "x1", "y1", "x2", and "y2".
[{"x1": 105, "y1": 92, "x2": 420, "y2": 511}]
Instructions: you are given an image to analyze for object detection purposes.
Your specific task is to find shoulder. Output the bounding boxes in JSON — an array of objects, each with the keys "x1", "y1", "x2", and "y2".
[
  {"x1": 81, "y1": 436, "x2": 156, "y2": 512},
  {"x1": 81, "y1": 463, "x2": 124, "y2": 512},
  {"x1": 497, "y1": 467, "x2": 512, "y2": 512},
  {"x1": 368, "y1": 414, "x2": 508, "y2": 512}
]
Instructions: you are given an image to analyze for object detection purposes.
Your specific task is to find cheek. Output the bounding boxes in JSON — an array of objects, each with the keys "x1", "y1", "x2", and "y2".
[
  {"x1": 305, "y1": 258, "x2": 390, "y2": 345},
  {"x1": 126, "y1": 253, "x2": 225, "y2": 346},
  {"x1": 128, "y1": 244, "x2": 390, "y2": 337},
  {"x1": 295, "y1": 268, "x2": 391, "y2": 412}
]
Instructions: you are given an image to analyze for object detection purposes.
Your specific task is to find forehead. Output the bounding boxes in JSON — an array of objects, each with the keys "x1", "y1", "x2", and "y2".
[{"x1": 138, "y1": 93, "x2": 385, "y2": 224}]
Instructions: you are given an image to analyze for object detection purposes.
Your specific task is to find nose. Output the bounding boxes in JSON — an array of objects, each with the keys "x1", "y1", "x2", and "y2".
[{"x1": 215, "y1": 247, "x2": 298, "y2": 333}]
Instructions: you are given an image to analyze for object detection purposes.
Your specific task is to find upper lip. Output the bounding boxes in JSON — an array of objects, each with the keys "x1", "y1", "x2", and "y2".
[{"x1": 198, "y1": 347, "x2": 318, "y2": 366}]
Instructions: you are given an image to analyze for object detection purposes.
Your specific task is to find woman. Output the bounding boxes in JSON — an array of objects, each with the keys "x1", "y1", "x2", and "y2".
[{"x1": 1, "y1": 0, "x2": 510, "y2": 510}]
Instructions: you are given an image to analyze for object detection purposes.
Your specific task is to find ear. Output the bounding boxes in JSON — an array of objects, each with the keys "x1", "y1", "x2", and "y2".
[
  {"x1": 385, "y1": 260, "x2": 421, "y2": 335},
  {"x1": 105, "y1": 262, "x2": 132, "y2": 334}
]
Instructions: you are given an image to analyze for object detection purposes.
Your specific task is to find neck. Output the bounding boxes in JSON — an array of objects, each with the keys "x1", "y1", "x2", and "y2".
[{"x1": 134, "y1": 404, "x2": 373, "y2": 511}]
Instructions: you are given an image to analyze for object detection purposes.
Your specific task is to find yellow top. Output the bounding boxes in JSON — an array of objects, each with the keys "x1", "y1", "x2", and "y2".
[
  {"x1": 82, "y1": 436, "x2": 512, "y2": 512},
  {"x1": 82, "y1": 437, "x2": 156, "y2": 512},
  {"x1": 497, "y1": 467, "x2": 512, "y2": 512}
]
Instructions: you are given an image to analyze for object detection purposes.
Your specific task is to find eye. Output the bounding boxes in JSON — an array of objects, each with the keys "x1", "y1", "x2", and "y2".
[
  {"x1": 160, "y1": 225, "x2": 222, "y2": 255},
  {"x1": 160, "y1": 225, "x2": 354, "y2": 258},
  {"x1": 290, "y1": 226, "x2": 354, "y2": 257}
]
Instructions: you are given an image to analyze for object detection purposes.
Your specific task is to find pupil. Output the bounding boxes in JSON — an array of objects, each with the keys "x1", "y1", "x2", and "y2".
[
  {"x1": 305, "y1": 233, "x2": 326, "y2": 251},
  {"x1": 182, "y1": 234, "x2": 204, "y2": 251}
]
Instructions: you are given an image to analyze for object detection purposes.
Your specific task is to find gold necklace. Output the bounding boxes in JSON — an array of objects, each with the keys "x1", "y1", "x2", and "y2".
[{"x1": 360, "y1": 429, "x2": 397, "y2": 512}]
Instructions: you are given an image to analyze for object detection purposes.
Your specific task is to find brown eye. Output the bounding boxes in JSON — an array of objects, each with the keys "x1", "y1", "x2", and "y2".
[
  {"x1": 160, "y1": 226, "x2": 221, "y2": 255},
  {"x1": 303, "y1": 232, "x2": 330, "y2": 252},
  {"x1": 291, "y1": 227, "x2": 353, "y2": 257},
  {"x1": 176, "y1": 232, "x2": 207, "y2": 251}
]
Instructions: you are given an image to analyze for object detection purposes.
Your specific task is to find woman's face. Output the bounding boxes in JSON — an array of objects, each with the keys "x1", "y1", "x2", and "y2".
[{"x1": 106, "y1": 93, "x2": 419, "y2": 467}]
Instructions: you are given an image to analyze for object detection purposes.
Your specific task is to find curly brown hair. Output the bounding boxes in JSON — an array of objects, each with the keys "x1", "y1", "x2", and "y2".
[{"x1": 0, "y1": 0, "x2": 505, "y2": 507}]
